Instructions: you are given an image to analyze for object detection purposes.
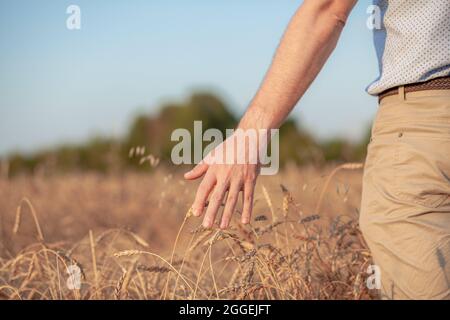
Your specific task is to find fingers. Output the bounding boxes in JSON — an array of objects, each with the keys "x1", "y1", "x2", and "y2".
[
  {"x1": 184, "y1": 161, "x2": 209, "y2": 180},
  {"x1": 202, "y1": 182, "x2": 228, "y2": 228},
  {"x1": 188, "y1": 161, "x2": 259, "y2": 229},
  {"x1": 241, "y1": 180, "x2": 255, "y2": 224},
  {"x1": 220, "y1": 182, "x2": 241, "y2": 229},
  {"x1": 191, "y1": 173, "x2": 216, "y2": 217}
]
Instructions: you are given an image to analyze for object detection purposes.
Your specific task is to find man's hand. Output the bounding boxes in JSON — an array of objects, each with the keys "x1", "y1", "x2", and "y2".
[{"x1": 184, "y1": 136, "x2": 260, "y2": 229}]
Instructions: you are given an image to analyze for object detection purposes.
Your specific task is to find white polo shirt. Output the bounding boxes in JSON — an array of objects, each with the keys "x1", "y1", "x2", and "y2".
[{"x1": 367, "y1": 0, "x2": 450, "y2": 95}]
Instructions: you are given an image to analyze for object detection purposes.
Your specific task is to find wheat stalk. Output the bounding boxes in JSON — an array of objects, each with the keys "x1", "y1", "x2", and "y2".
[
  {"x1": 13, "y1": 197, "x2": 44, "y2": 242},
  {"x1": 314, "y1": 163, "x2": 363, "y2": 215}
]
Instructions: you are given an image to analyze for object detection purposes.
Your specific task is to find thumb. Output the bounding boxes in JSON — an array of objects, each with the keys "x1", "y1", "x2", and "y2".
[{"x1": 184, "y1": 161, "x2": 209, "y2": 180}]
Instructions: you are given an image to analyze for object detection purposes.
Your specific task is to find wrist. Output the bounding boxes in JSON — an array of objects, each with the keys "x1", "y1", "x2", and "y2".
[{"x1": 238, "y1": 105, "x2": 278, "y2": 131}]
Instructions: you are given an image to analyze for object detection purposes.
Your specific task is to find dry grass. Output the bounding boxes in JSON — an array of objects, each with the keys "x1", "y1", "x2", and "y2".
[{"x1": 0, "y1": 164, "x2": 376, "y2": 300}]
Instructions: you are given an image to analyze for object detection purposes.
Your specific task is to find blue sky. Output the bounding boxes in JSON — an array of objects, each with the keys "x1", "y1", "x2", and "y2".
[{"x1": 0, "y1": 0, "x2": 379, "y2": 156}]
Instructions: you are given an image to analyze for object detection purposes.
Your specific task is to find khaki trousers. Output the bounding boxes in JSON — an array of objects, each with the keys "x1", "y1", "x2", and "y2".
[{"x1": 360, "y1": 89, "x2": 450, "y2": 300}]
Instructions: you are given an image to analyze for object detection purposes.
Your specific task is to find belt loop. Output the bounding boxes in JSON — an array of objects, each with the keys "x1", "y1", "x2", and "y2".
[{"x1": 398, "y1": 86, "x2": 406, "y2": 101}]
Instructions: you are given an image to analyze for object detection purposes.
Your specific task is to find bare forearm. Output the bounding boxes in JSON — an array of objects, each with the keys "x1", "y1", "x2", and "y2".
[{"x1": 239, "y1": 0, "x2": 356, "y2": 130}]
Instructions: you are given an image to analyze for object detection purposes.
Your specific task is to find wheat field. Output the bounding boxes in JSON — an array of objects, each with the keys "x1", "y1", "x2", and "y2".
[{"x1": 0, "y1": 163, "x2": 377, "y2": 300}]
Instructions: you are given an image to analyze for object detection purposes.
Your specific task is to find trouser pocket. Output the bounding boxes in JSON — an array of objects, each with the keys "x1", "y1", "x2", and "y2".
[{"x1": 393, "y1": 134, "x2": 450, "y2": 208}]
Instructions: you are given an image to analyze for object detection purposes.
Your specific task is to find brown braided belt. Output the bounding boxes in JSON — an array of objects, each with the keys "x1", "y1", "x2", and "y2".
[{"x1": 378, "y1": 76, "x2": 450, "y2": 103}]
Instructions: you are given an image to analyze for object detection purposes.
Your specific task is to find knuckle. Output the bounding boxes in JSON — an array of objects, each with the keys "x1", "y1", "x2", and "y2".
[
  {"x1": 221, "y1": 173, "x2": 232, "y2": 185},
  {"x1": 197, "y1": 186, "x2": 208, "y2": 195},
  {"x1": 246, "y1": 172, "x2": 256, "y2": 181},
  {"x1": 227, "y1": 193, "x2": 238, "y2": 202},
  {"x1": 210, "y1": 193, "x2": 221, "y2": 203},
  {"x1": 222, "y1": 212, "x2": 231, "y2": 221},
  {"x1": 194, "y1": 193, "x2": 206, "y2": 203}
]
